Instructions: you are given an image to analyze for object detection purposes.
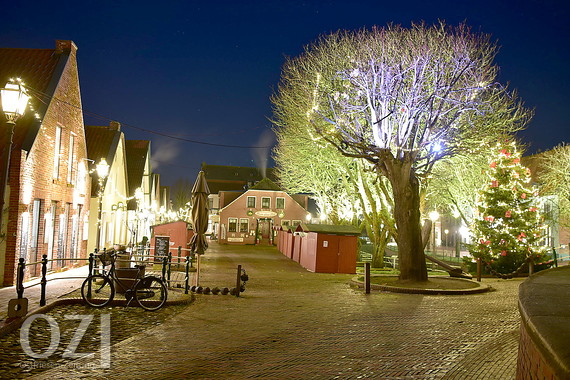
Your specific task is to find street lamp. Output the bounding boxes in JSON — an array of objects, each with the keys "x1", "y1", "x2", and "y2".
[
  {"x1": 95, "y1": 158, "x2": 109, "y2": 251},
  {"x1": 0, "y1": 81, "x2": 30, "y2": 237},
  {"x1": 428, "y1": 210, "x2": 440, "y2": 256}
]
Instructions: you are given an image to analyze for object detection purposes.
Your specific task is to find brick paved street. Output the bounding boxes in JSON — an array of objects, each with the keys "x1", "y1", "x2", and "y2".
[{"x1": 31, "y1": 242, "x2": 522, "y2": 379}]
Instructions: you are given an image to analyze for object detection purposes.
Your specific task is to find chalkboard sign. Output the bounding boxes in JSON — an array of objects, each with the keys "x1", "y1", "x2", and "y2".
[{"x1": 154, "y1": 236, "x2": 170, "y2": 263}]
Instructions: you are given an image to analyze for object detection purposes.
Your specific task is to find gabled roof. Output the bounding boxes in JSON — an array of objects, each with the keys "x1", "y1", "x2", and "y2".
[
  {"x1": 298, "y1": 223, "x2": 362, "y2": 236},
  {"x1": 0, "y1": 41, "x2": 72, "y2": 151},
  {"x1": 85, "y1": 124, "x2": 122, "y2": 197},
  {"x1": 201, "y1": 163, "x2": 277, "y2": 193},
  {"x1": 250, "y1": 177, "x2": 281, "y2": 191},
  {"x1": 125, "y1": 140, "x2": 151, "y2": 209}
]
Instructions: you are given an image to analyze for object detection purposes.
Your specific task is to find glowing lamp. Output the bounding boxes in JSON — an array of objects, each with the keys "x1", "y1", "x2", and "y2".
[
  {"x1": 96, "y1": 158, "x2": 109, "y2": 179},
  {"x1": 428, "y1": 210, "x2": 440, "y2": 222},
  {"x1": 1, "y1": 82, "x2": 30, "y2": 123}
]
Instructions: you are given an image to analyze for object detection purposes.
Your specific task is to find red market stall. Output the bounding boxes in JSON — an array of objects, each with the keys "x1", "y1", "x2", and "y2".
[
  {"x1": 150, "y1": 220, "x2": 194, "y2": 262},
  {"x1": 297, "y1": 224, "x2": 361, "y2": 274}
]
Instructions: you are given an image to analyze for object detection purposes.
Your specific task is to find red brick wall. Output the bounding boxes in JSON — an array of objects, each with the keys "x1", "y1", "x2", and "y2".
[
  {"x1": 516, "y1": 321, "x2": 556, "y2": 380},
  {"x1": 2, "y1": 43, "x2": 90, "y2": 286}
]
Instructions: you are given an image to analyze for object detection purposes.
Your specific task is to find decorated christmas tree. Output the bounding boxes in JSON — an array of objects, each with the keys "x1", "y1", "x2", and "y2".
[{"x1": 470, "y1": 140, "x2": 548, "y2": 276}]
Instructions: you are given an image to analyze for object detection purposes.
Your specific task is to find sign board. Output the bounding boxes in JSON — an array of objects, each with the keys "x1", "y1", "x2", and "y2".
[
  {"x1": 227, "y1": 237, "x2": 244, "y2": 242},
  {"x1": 255, "y1": 211, "x2": 277, "y2": 218},
  {"x1": 154, "y1": 235, "x2": 170, "y2": 262}
]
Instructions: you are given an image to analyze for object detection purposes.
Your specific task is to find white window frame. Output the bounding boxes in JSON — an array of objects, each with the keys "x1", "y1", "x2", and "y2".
[
  {"x1": 276, "y1": 197, "x2": 285, "y2": 209},
  {"x1": 261, "y1": 197, "x2": 271, "y2": 209},
  {"x1": 67, "y1": 133, "x2": 75, "y2": 184},
  {"x1": 247, "y1": 196, "x2": 256, "y2": 208},
  {"x1": 53, "y1": 126, "x2": 62, "y2": 179},
  {"x1": 228, "y1": 218, "x2": 238, "y2": 233},
  {"x1": 239, "y1": 218, "x2": 249, "y2": 232}
]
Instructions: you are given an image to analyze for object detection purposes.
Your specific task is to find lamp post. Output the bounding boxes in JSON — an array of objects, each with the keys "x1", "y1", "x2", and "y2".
[
  {"x1": 444, "y1": 229, "x2": 449, "y2": 260},
  {"x1": 95, "y1": 158, "x2": 109, "y2": 251},
  {"x1": 0, "y1": 81, "x2": 30, "y2": 238},
  {"x1": 429, "y1": 210, "x2": 440, "y2": 256}
]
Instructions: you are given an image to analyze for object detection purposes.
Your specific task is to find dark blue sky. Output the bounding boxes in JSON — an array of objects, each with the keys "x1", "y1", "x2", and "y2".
[{"x1": 1, "y1": 0, "x2": 568, "y2": 185}]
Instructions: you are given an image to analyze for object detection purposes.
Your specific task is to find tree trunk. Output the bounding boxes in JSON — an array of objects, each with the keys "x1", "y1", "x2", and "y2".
[{"x1": 389, "y1": 164, "x2": 428, "y2": 282}]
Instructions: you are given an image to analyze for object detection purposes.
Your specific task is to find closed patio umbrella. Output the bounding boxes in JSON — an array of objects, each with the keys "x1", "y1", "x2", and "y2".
[{"x1": 189, "y1": 171, "x2": 210, "y2": 285}]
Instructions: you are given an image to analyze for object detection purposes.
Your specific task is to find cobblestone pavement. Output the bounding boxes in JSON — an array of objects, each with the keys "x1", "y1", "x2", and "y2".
[{"x1": 28, "y1": 242, "x2": 522, "y2": 379}]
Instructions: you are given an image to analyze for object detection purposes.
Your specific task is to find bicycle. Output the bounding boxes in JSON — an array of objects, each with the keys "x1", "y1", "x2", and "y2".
[{"x1": 81, "y1": 251, "x2": 168, "y2": 311}]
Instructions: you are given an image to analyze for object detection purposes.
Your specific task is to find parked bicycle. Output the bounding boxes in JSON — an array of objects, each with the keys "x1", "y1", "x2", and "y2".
[{"x1": 81, "y1": 251, "x2": 168, "y2": 311}]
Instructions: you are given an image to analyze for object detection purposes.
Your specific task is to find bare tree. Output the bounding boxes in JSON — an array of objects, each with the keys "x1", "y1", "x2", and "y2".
[{"x1": 274, "y1": 22, "x2": 529, "y2": 281}]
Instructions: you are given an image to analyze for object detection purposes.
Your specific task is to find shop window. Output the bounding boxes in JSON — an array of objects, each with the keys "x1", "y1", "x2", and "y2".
[
  {"x1": 281, "y1": 220, "x2": 290, "y2": 228},
  {"x1": 228, "y1": 218, "x2": 238, "y2": 232},
  {"x1": 292, "y1": 220, "x2": 302, "y2": 227},
  {"x1": 276, "y1": 197, "x2": 285, "y2": 209},
  {"x1": 239, "y1": 218, "x2": 249, "y2": 232}
]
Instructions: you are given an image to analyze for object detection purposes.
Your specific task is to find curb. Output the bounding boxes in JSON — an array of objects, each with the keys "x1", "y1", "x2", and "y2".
[
  {"x1": 0, "y1": 291, "x2": 194, "y2": 338},
  {"x1": 350, "y1": 276, "x2": 492, "y2": 295}
]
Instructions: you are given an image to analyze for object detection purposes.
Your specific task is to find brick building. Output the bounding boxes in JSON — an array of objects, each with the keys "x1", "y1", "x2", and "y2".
[
  {"x1": 0, "y1": 40, "x2": 90, "y2": 285},
  {"x1": 218, "y1": 178, "x2": 309, "y2": 245}
]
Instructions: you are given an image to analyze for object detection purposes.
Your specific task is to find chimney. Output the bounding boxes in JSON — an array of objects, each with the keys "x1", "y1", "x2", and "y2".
[
  {"x1": 55, "y1": 40, "x2": 78, "y2": 55},
  {"x1": 109, "y1": 121, "x2": 121, "y2": 131}
]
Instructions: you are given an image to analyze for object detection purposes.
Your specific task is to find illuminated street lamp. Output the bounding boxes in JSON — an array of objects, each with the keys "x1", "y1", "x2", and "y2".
[
  {"x1": 428, "y1": 210, "x2": 440, "y2": 255},
  {"x1": 0, "y1": 81, "x2": 30, "y2": 236},
  {"x1": 95, "y1": 158, "x2": 110, "y2": 250}
]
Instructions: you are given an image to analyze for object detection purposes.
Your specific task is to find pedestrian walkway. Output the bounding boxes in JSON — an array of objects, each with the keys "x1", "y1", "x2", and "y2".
[
  {"x1": 29, "y1": 242, "x2": 521, "y2": 379},
  {"x1": 0, "y1": 265, "x2": 89, "y2": 322}
]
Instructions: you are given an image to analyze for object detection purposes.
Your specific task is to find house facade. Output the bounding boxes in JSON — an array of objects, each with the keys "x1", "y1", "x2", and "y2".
[
  {"x1": 85, "y1": 122, "x2": 129, "y2": 253},
  {"x1": 125, "y1": 140, "x2": 154, "y2": 246},
  {"x1": 0, "y1": 40, "x2": 91, "y2": 285},
  {"x1": 218, "y1": 178, "x2": 309, "y2": 245}
]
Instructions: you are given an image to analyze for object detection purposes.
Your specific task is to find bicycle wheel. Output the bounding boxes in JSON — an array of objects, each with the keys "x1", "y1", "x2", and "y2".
[
  {"x1": 135, "y1": 276, "x2": 167, "y2": 311},
  {"x1": 81, "y1": 275, "x2": 115, "y2": 307}
]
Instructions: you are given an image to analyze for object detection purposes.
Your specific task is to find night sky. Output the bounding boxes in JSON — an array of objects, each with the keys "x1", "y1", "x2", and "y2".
[{"x1": 1, "y1": 0, "x2": 568, "y2": 185}]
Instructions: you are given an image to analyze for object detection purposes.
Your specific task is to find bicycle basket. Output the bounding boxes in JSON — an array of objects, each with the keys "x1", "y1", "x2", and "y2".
[{"x1": 98, "y1": 250, "x2": 113, "y2": 266}]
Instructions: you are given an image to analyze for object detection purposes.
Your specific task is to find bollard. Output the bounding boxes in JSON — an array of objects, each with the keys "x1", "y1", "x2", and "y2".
[
  {"x1": 185, "y1": 256, "x2": 190, "y2": 294},
  {"x1": 40, "y1": 255, "x2": 48, "y2": 306},
  {"x1": 221, "y1": 287, "x2": 229, "y2": 295},
  {"x1": 365, "y1": 262, "x2": 371, "y2": 294},
  {"x1": 553, "y1": 247, "x2": 558, "y2": 268},
  {"x1": 178, "y1": 246, "x2": 182, "y2": 265},
  {"x1": 235, "y1": 264, "x2": 242, "y2": 297},
  {"x1": 529, "y1": 260, "x2": 534, "y2": 275},
  {"x1": 88, "y1": 252, "x2": 94, "y2": 277},
  {"x1": 476, "y1": 257, "x2": 482, "y2": 282},
  {"x1": 16, "y1": 258, "x2": 25, "y2": 299},
  {"x1": 203, "y1": 287, "x2": 211, "y2": 295},
  {"x1": 212, "y1": 287, "x2": 220, "y2": 295}
]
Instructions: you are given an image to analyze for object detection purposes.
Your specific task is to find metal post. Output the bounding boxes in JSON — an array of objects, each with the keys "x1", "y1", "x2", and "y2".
[
  {"x1": 178, "y1": 246, "x2": 182, "y2": 265},
  {"x1": 87, "y1": 252, "x2": 94, "y2": 298},
  {"x1": 167, "y1": 251, "x2": 172, "y2": 287},
  {"x1": 184, "y1": 256, "x2": 190, "y2": 294},
  {"x1": 16, "y1": 257, "x2": 25, "y2": 299},
  {"x1": 161, "y1": 255, "x2": 167, "y2": 283},
  {"x1": 40, "y1": 255, "x2": 48, "y2": 306},
  {"x1": 0, "y1": 121, "x2": 15, "y2": 239},
  {"x1": 195, "y1": 254, "x2": 201, "y2": 287},
  {"x1": 365, "y1": 262, "x2": 371, "y2": 294},
  {"x1": 235, "y1": 264, "x2": 242, "y2": 297},
  {"x1": 88, "y1": 252, "x2": 94, "y2": 276},
  {"x1": 529, "y1": 260, "x2": 534, "y2": 276},
  {"x1": 476, "y1": 257, "x2": 482, "y2": 282},
  {"x1": 553, "y1": 247, "x2": 558, "y2": 268}
]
